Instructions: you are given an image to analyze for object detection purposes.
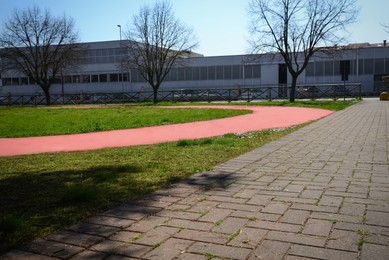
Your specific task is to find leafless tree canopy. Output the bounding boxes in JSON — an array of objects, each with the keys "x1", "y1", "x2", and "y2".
[
  {"x1": 0, "y1": 6, "x2": 81, "y2": 105},
  {"x1": 125, "y1": 0, "x2": 198, "y2": 103},
  {"x1": 248, "y1": 0, "x2": 358, "y2": 101}
]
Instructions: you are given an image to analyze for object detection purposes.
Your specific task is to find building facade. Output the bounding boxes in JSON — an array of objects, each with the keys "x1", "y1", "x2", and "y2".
[{"x1": 1, "y1": 40, "x2": 389, "y2": 97}]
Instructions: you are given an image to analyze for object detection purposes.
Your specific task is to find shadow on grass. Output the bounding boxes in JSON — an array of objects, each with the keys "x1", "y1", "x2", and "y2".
[
  {"x1": 0, "y1": 164, "x2": 143, "y2": 253},
  {"x1": 0, "y1": 163, "x2": 243, "y2": 254}
]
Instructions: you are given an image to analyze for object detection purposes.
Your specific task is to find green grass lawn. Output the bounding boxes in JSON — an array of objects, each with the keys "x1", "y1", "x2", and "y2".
[
  {"x1": 0, "y1": 100, "x2": 357, "y2": 253},
  {"x1": 0, "y1": 107, "x2": 250, "y2": 138}
]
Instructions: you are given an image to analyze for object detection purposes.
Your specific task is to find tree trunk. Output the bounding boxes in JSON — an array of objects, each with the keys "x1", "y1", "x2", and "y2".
[
  {"x1": 289, "y1": 76, "x2": 297, "y2": 102},
  {"x1": 153, "y1": 87, "x2": 158, "y2": 104},
  {"x1": 40, "y1": 84, "x2": 51, "y2": 106}
]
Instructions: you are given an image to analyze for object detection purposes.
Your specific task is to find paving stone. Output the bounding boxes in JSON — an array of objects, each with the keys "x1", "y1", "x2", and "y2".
[
  {"x1": 46, "y1": 230, "x2": 104, "y2": 247},
  {"x1": 71, "y1": 250, "x2": 109, "y2": 259},
  {"x1": 175, "y1": 253, "x2": 208, "y2": 260},
  {"x1": 199, "y1": 208, "x2": 232, "y2": 223},
  {"x1": 247, "y1": 220, "x2": 301, "y2": 233},
  {"x1": 212, "y1": 217, "x2": 248, "y2": 234},
  {"x1": 261, "y1": 202, "x2": 290, "y2": 215},
  {"x1": 230, "y1": 210, "x2": 281, "y2": 221},
  {"x1": 318, "y1": 196, "x2": 343, "y2": 208},
  {"x1": 134, "y1": 226, "x2": 179, "y2": 246},
  {"x1": 267, "y1": 230, "x2": 326, "y2": 247},
  {"x1": 127, "y1": 215, "x2": 169, "y2": 233},
  {"x1": 188, "y1": 242, "x2": 251, "y2": 260},
  {"x1": 361, "y1": 243, "x2": 389, "y2": 260},
  {"x1": 233, "y1": 188, "x2": 259, "y2": 199},
  {"x1": 174, "y1": 229, "x2": 229, "y2": 244},
  {"x1": 207, "y1": 195, "x2": 247, "y2": 204},
  {"x1": 291, "y1": 204, "x2": 338, "y2": 213},
  {"x1": 0, "y1": 250, "x2": 56, "y2": 260},
  {"x1": 246, "y1": 194, "x2": 274, "y2": 206},
  {"x1": 87, "y1": 215, "x2": 135, "y2": 228},
  {"x1": 327, "y1": 229, "x2": 359, "y2": 252},
  {"x1": 289, "y1": 244, "x2": 358, "y2": 259},
  {"x1": 284, "y1": 184, "x2": 306, "y2": 193},
  {"x1": 310, "y1": 212, "x2": 361, "y2": 224},
  {"x1": 143, "y1": 238, "x2": 193, "y2": 260},
  {"x1": 21, "y1": 240, "x2": 84, "y2": 259},
  {"x1": 188, "y1": 200, "x2": 219, "y2": 213},
  {"x1": 279, "y1": 209, "x2": 310, "y2": 225},
  {"x1": 303, "y1": 219, "x2": 333, "y2": 237},
  {"x1": 165, "y1": 219, "x2": 214, "y2": 231},
  {"x1": 156, "y1": 210, "x2": 201, "y2": 220},
  {"x1": 109, "y1": 230, "x2": 141, "y2": 242},
  {"x1": 339, "y1": 202, "x2": 366, "y2": 216},
  {"x1": 227, "y1": 227, "x2": 267, "y2": 248},
  {"x1": 217, "y1": 202, "x2": 260, "y2": 212},
  {"x1": 90, "y1": 240, "x2": 151, "y2": 258},
  {"x1": 273, "y1": 196, "x2": 318, "y2": 205},
  {"x1": 249, "y1": 240, "x2": 290, "y2": 260},
  {"x1": 299, "y1": 189, "x2": 324, "y2": 199},
  {"x1": 366, "y1": 211, "x2": 389, "y2": 227},
  {"x1": 66, "y1": 222, "x2": 120, "y2": 238}
]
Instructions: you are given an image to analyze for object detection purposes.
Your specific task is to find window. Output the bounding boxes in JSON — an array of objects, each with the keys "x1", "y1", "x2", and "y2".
[
  {"x1": 224, "y1": 65, "x2": 232, "y2": 79},
  {"x1": 110, "y1": 74, "x2": 118, "y2": 82},
  {"x1": 73, "y1": 75, "x2": 81, "y2": 83},
  {"x1": 244, "y1": 65, "x2": 261, "y2": 78},
  {"x1": 169, "y1": 68, "x2": 178, "y2": 81},
  {"x1": 324, "y1": 61, "x2": 333, "y2": 76},
  {"x1": 20, "y1": 77, "x2": 29, "y2": 85},
  {"x1": 29, "y1": 77, "x2": 36, "y2": 84},
  {"x1": 364, "y1": 59, "x2": 374, "y2": 74},
  {"x1": 306, "y1": 63, "x2": 314, "y2": 76},
  {"x1": 216, "y1": 66, "x2": 223, "y2": 80},
  {"x1": 177, "y1": 68, "x2": 185, "y2": 81},
  {"x1": 232, "y1": 65, "x2": 242, "y2": 79},
  {"x1": 208, "y1": 66, "x2": 216, "y2": 80},
  {"x1": 252, "y1": 65, "x2": 261, "y2": 78},
  {"x1": 185, "y1": 67, "x2": 193, "y2": 81},
  {"x1": 99, "y1": 74, "x2": 107, "y2": 82},
  {"x1": 64, "y1": 76, "x2": 72, "y2": 83},
  {"x1": 83, "y1": 75, "x2": 91, "y2": 83},
  {"x1": 12, "y1": 78, "x2": 19, "y2": 85},
  {"x1": 315, "y1": 61, "x2": 324, "y2": 77},
  {"x1": 375, "y1": 58, "x2": 385, "y2": 74},
  {"x1": 200, "y1": 67, "x2": 208, "y2": 80},
  {"x1": 192, "y1": 67, "x2": 200, "y2": 80},
  {"x1": 91, "y1": 75, "x2": 99, "y2": 82}
]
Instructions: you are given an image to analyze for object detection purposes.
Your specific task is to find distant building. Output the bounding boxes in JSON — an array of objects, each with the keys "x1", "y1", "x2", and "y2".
[{"x1": 1, "y1": 40, "x2": 389, "y2": 96}]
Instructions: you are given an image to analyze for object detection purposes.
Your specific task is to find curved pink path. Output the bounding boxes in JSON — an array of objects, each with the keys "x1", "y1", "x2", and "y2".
[{"x1": 0, "y1": 106, "x2": 333, "y2": 157}]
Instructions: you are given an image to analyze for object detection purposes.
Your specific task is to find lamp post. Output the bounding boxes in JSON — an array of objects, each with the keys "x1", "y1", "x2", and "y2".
[{"x1": 117, "y1": 24, "x2": 122, "y2": 41}]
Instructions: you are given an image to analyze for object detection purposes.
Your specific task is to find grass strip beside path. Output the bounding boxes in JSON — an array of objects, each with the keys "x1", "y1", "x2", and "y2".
[{"x1": 0, "y1": 107, "x2": 250, "y2": 138}]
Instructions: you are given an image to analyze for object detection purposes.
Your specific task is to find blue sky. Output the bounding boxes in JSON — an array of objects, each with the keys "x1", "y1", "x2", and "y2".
[{"x1": 0, "y1": 0, "x2": 388, "y2": 56}]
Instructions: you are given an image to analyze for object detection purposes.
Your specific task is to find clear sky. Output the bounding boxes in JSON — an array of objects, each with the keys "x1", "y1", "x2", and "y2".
[{"x1": 0, "y1": 0, "x2": 388, "y2": 57}]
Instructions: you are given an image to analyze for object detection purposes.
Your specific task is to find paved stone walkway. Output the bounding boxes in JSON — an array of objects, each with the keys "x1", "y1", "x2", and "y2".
[{"x1": 2, "y1": 99, "x2": 389, "y2": 259}]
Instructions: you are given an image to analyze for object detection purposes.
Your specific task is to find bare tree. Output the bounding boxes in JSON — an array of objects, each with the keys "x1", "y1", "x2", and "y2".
[
  {"x1": 125, "y1": 0, "x2": 198, "y2": 103},
  {"x1": 0, "y1": 6, "x2": 82, "y2": 105},
  {"x1": 248, "y1": 0, "x2": 358, "y2": 102},
  {"x1": 382, "y1": 23, "x2": 389, "y2": 33}
]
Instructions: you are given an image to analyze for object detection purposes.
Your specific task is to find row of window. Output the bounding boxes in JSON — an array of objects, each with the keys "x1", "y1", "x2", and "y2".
[
  {"x1": 306, "y1": 58, "x2": 389, "y2": 77},
  {"x1": 2, "y1": 65, "x2": 261, "y2": 86},
  {"x1": 1, "y1": 73, "x2": 129, "y2": 86},
  {"x1": 131, "y1": 65, "x2": 261, "y2": 82},
  {"x1": 81, "y1": 48, "x2": 127, "y2": 64}
]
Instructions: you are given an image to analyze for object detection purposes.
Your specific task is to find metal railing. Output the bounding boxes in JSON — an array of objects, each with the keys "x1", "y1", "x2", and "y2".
[{"x1": 0, "y1": 83, "x2": 362, "y2": 106}]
